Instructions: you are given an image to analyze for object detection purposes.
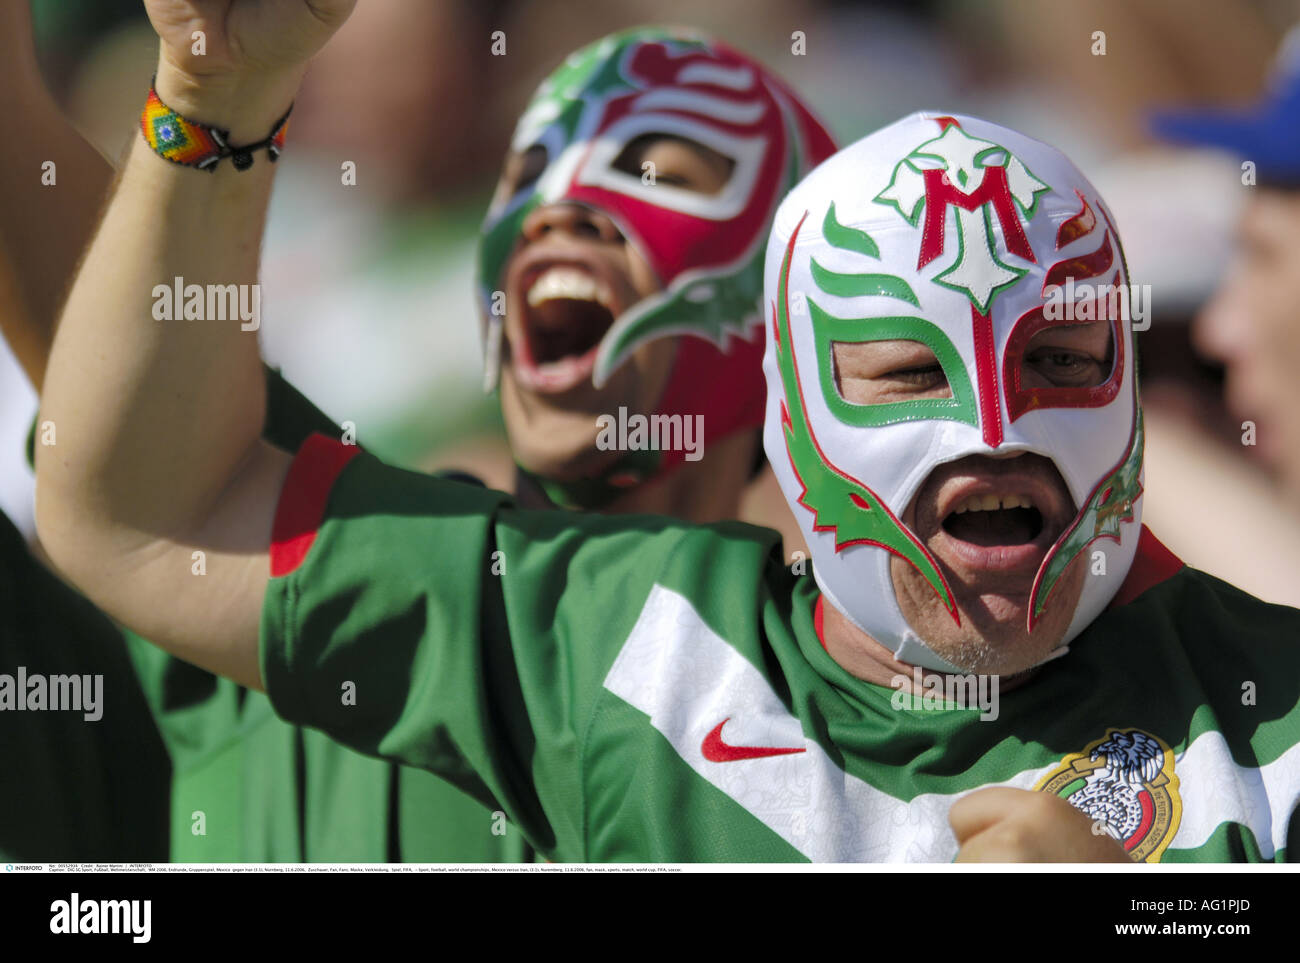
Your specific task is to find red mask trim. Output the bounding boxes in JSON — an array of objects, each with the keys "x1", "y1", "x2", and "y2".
[
  {"x1": 971, "y1": 304, "x2": 1004, "y2": 447},
  {"x1": 561, "y1": 41, "x2": 791, "y2": 288},
  {"x1": 1004, "y1": 269, "x2": 1125, "y2": 422},
  {"x1": 1055, "y1": 190, "x2": 1096, "y2": 249},
  {"x1": 1042, "y1": 230, "x2": 1114, "y2": 292}
]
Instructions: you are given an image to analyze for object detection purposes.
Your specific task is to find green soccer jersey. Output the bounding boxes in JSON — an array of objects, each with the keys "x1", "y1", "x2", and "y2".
[
  {"x1": 0, "y1": 508, "x2": 170, "y2": 862},
  {"x1": 122, "y1": 368, "x2": 526, "y2": 862},
  {"x1": 262, "y1": 435, "x2": 1300, "y2": 862}
]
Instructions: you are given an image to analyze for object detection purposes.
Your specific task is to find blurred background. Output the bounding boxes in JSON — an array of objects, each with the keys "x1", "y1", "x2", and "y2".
[{"x1": 6, "y1": 0, "x2": 1300, "y2": 604}]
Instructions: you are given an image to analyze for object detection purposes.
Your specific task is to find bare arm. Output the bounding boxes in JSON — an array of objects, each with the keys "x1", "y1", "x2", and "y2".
[
  {"x1": 0, "y1": 1, "x2": 114, "y2": 389},
  {"x1": 34, "y1": 0, "x2": 355, "y2": 690}
]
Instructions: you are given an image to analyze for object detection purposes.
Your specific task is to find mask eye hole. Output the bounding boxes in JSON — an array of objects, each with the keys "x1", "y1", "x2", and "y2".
[
  {"x1": 611, "y1": 134, "x2": 735, "y2": 195},
  {"x1": 1021, "y1": 320, "x2": 1113, "y2": 389},
  {"x1": 493, "y1": 144, "x2": 548, "y2": 206},
  {"x1": 833, "y1": 340, "x2": 953, "y2": 405}
]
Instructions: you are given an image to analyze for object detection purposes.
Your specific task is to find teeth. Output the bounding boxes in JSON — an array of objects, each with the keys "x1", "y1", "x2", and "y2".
[
  {"x1": 950, "y1": 493, "x2": 1036, "y2": 515},
  {"x1": 526, "y1": 266, "x2": 611, "y2": 308}
]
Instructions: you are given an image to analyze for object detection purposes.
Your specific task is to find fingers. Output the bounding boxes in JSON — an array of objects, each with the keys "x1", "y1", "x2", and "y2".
[
  {"x1": 948, "y1": 786, "x2": 1030, "y2": 843},
  {"x1": 950, "y1": 786, "x2": 1133, "y2": 862}
]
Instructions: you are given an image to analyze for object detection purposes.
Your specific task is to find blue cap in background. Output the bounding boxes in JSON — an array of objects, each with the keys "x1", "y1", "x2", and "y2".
[{"x1": 1151, "y1": 26, "x2": 1300, "y2": 186}]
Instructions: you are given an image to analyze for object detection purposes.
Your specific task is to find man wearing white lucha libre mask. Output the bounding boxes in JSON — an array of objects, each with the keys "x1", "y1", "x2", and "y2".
[
  {"x1": 765, "y1": 111, "x2": 1142, "y2": 677},
  {"x1": 42, "y1": 0, "x2": 1300, "y2": 862}
]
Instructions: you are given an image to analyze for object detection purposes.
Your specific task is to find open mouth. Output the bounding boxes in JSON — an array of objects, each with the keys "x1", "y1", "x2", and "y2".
[
  {"x1": 941, "y1": 493, "x2": 1045, "y2": 548},
  {"x1": 513, "y1": 265, "x2": 618, "y2": 393},
  {"x1": 922, "y1": 455, "x2": 1076, "y2": 578}
]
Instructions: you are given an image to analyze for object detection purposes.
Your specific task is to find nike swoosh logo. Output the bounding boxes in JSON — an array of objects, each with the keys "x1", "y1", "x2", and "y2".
[{"x1": 701, "y1": 718, "x2": 807, "y2": 762}]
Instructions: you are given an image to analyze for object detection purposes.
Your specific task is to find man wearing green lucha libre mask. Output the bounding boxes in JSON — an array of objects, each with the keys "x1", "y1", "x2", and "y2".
[
  {"x1": 0, "y1": 16, "x2": 831, "y2": 862},
  {"x1": 478, "y1": 26, "x2": 834, "y2": 517}
]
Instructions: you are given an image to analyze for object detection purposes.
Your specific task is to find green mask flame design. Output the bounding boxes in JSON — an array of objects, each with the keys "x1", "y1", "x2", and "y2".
[
  {"x1": 1029, "y1": 407, "x2": 1144, "y2": 626},
  {"x1": 477, "y1": 29, "x2": 659, "y2": 322},
  {"x1": 593, "y1": 233, "x2": 771, "y2": 388},
  {"x1": 806, "y1": 203, "x2": 977, "y2": 429},
  {"x1": 774, "y1": 212, "x2": 958, "y2": 622}
]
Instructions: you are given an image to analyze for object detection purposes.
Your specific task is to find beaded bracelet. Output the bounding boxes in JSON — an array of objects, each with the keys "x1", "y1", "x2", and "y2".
[{"x1": 140, "y1": 80, "x2": 292, "y2": 172}]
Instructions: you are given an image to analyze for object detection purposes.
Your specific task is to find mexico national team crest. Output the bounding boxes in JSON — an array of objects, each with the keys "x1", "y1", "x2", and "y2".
[{"x1": 1034, "y1": 728, "x2": 1181, "y2": 863}]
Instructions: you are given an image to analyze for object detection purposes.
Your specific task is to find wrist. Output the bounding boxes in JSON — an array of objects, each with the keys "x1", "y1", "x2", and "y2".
[{"x1": 153, "y1": 59, "x2": 301, "y2": 146}]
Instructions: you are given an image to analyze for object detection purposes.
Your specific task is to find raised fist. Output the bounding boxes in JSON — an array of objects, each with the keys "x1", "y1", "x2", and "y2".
[
  {"x1": 145, "y1": 0, "x2": 356, "y2": 79},
  {"x1": 143, "y1": 0, "x2": 357, "y2": 140}
]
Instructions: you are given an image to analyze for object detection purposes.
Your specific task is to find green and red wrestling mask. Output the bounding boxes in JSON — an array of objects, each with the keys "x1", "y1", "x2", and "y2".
[{"x1": 477, "y1": 27, "x2": 835, "y2": 509}]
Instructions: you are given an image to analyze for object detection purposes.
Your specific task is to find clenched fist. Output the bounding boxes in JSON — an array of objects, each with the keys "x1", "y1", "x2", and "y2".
[
  {"x1": 144, "y1": 0, "x2": 357, "y2": 142},
  {"x1": 950, "y1": 787, "x2": 1133, "y2": 862}
]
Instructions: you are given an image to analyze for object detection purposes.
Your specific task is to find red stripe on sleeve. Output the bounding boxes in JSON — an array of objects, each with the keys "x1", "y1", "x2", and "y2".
[
  {"x1": 813, "y1": 594, "x2": 827, "y2": 650},
  {"x1": 270, "y1": 433, "x2": 361, "y2": 577},
  {"x1": 1108, "y1": 525, "x2": 1184, "y2": 609}
]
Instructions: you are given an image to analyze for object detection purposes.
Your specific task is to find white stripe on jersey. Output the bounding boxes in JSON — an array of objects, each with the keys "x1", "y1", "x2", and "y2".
[
  {"x1": 604, "y1": 583, "x2": 1300, "y2": 862},
  {"x1": 1171, "y1": 729, "x2": 1300, "y2": 858}
]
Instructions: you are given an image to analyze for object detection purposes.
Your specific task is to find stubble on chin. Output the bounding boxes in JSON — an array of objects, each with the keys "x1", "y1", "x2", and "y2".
[{"x1": 888, "y1": 552, "x2": 1088, "y2": 676}]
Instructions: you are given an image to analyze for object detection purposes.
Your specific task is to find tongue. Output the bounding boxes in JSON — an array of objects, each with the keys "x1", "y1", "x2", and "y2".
[{"x1": 944, "y1": 507, "x2": 1040, "y2": 547}]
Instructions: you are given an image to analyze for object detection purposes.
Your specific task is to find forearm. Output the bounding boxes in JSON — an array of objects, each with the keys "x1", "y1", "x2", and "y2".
[
  {"x1": 42, "y1": 81, "x2": 279, "y2": 520},
  {"x1": 0, "y1": 1, "x2": 114, "y2": 388},
  {"x1": 35, "y1": 61, "x2": 295, "y2": 668},
  {"x1": 34, "y1": 0, "x2": 355, "y2": 688}
]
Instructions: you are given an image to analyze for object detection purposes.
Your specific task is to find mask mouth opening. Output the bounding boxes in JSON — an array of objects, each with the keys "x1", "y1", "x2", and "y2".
[
  {"x1": 511, "y1": 262, "x2": 622, "y2": 393},
  {"x1": 921, "y1": 449, "x2": 1077, "y2": 554},
  {"x1": 526, "y1": 296, "x2": 615, "y2": 366},
  {"x1": 942, "y1": 503, "x2": 1044, "y2": 547}
]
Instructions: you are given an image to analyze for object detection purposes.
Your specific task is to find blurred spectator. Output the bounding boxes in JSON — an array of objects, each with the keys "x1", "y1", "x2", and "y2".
[
  {"x1": 1154, "y1": 25, "x2": 1300, "y2": 502},
  {"x1": 1113, "y1": 22, "x2": 1300, "y2": 606}
]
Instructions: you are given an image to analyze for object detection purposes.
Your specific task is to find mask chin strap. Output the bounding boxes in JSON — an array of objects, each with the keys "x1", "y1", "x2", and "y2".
[
  {"x1": 890, "y1": 631, "x2": 959, "y2": 674},
  {"x1": 897, "y1": 630, "x2": 1069, "y2": 680}
]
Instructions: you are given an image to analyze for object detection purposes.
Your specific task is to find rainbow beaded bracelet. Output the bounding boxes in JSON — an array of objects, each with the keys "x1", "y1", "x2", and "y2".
[{"x1": 141, "y1": 81, "x2": 292, "y2": 172}]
